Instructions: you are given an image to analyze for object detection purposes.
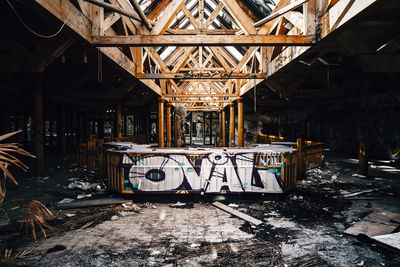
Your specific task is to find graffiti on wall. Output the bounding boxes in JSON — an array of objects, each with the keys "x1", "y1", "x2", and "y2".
[{"x1": 120, "y1": 152, "x2": 284, "y2": 193}]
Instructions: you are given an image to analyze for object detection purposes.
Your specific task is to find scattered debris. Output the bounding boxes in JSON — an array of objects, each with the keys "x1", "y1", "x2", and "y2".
[
  {"x1": 111, "y1": 215, "x2": 119, "y2": 221},
  {"x1": 80, "y1": 221, "x2": 93, "y2": 229},
  {"x1": 57, "y1": 198, "x2": 131, "y2": 209},
  {"x1": 120, "y1": 211, "x2": 136, "y2": 217},
  {"x1": 357, "y1": 260, "x2": 365, "y2": 266},
  {"x1": 58, "y1": 198, "x2": 74, "y2": 204},
  {"x1": 284, "y1": 254, "x2": 333, "y2": 266},
  {"x1": 343, "y1": 189, "x2": 377, "y2": 198},
  {"x1": 170, "y1": 202, "x2": 194, "y2": 209},
  {"x1": 77, "y1": 193, "x2": 92, "y2": 199},
  {"x1": 21, "y1": 200, "x2": 54, "y2": 240},
  {"x1": 1, "y1": 249, "x2": 32, "y2": 264},
  {"x1": 190, "y1": 243, "x2": 201, "y2": 248},
  {"x1": 372, "y1": 232, "x2": 400, "y2": 254},
  {"x1": 122, "y1": 202, "x2": 140, "y2": 211},
  {"x1": 228, "y1": 203, "x2": 239, "y2": 208},
  {"x1": 65, "y1": 213, "x2": 76, "y2": 218},
  {"x1": 171, "y1": 201, "x2": 185, "y2": 207},
  {"x1": 212, "y1": 201, "x2": 263, "y2": 226},
  {"x1": 10, "y1": 206, "x2": 19, "y2": 210},
  {"x1": 67, "y1": 181, "x2": 99, "y2": 190},
  {"x1": 46, "y1": 245, "x2": 66, "y2": 254},
  {"x1": 352, "y1": 173, "x2": 366, "y2": 178},
  {"x1": 344, "y1": 210, "x2": 400, "y2": 237}
]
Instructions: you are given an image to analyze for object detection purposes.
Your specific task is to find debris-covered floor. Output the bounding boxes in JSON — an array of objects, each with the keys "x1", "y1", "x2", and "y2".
[{"x1": 1, "y1": 152, "x2": 400, "y2": 266}]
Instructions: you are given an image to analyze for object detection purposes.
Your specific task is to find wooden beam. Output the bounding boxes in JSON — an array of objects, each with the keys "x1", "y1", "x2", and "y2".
[
  {"x1": 129, "y1": 0, "x2": 152, "y2": 30},
  {"x1": 151, "y1": 0, "x2": 185, "y2": 35},
  {"x1": 84, "y1": 0, "x2": 148, "y2": 26},
  {"x1": 145, "y1": 0, "x2": 170, "y2": 20},
  {"x1": 220, "y1": 0, "x2": 257, "y2": 35},
  {"x1": 137, "y1": 73, "x2": 266, "y2": 79},
  {"x1": 93, "y1": 35, "x2": 315, "y2": 46},
  {"x1": 254, "y1": 0, "x2": 309, "y2": 28},
  {"x1": 35, "y1": 0, "x2": 146, "y2": 93},
  {"x1": 163, "y1": 94, "x2": 237, "y2": 97}
]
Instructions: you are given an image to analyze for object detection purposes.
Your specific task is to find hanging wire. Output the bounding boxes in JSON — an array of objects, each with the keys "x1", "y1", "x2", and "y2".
[{"x1": 6, "y1": 0, "x2": 72, "y2": 39}]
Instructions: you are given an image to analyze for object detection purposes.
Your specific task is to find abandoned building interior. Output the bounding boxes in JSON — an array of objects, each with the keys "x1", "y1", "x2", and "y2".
[{"x1": 0, "y1": 0, "x2": 399, "y2": 265}]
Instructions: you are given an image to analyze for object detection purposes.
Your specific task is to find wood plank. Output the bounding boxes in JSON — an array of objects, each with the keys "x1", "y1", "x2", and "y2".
[
  {"x1": 35, "y1": 0, "x2": 146, "y2": 93},
  {"x1": 344, "y1": 210, "x2": 400, "y2": 237},
  {"x1": 151, "y1": 0, "x2": 185, "y2": 35},
  {"x1": 93, "y1": 34, "x2": 315, "y2": 46},
  {"x1": 137, "y1": 73, "x2": 266, "y2": 79},
  {"x1": 57, "y1": 197, "x2": 131, "y2": 209},
  {"x1": 181, "y1": 4, "x2": 199, "y2": 30},
  {"x1": 205, "y1": 2, "x2": 224, "y2": 28},
  {"x1": 212, "y1": 201, "x2": 263, "y2": 226},
  {"x1": 220, "y1": 0, "x2": 257, "y2": 35}
]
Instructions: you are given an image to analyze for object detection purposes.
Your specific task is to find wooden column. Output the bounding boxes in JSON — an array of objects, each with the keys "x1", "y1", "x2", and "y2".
[
  {"x1": 174, "y1": 112, "x2": 179, "y2": 147},
  {"x1": 158, "y1": 98, "x2": 165, "y2": 148},
  {"x1": 115, "y1": 104, "x2": 122, "y2": 139},
  {"x1": 98, "y1": 112, "x2": 104, "y2": 139},
  {"x1": 218, "y1": 110, "x2": 222, "y2": 146},
  {"x1": 58, "y1": 103, "x2": 66, "y2": 152},
  {"x1": 229, "y1": 103, "x2": 235, "y2": 147},
  {"x1": 33, "y1": 75, "x2": 44, "y2": 175},
  {"x1": 166, "y1": 102, "x2": 172, "y2": 147},
  {"x1": 222, "y1": 109, "x2": 226, "y2": 147},
  {"x1": 359, "y1": 86, "x2": 369, "y2": 176},
  {"x1": 297, "y1": 138, "x2": 304, "y2": 178},
  {"x1": 237, "y1": 98, "x2": 244, "y2": 147}
]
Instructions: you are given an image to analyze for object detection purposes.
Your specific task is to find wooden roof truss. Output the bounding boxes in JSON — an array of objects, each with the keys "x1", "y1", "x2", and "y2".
[{"x1": 33, "y1": 0, "x2": 377, "y2": 111}]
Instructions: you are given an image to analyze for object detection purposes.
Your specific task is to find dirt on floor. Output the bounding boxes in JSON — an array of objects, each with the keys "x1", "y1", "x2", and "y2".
[{"x1": 0, "y1": 151, "x2": 399, "y2": 266}]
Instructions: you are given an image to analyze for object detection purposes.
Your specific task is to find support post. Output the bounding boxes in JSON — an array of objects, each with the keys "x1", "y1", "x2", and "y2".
[
  {"x1": 222, "y1": 109, "x2": 226, "y2": 147},
  {"x1": 58, "y1": 103, "x2": 66, "y2": 152},
  {"x1": 297, "y1": 138, "x2": 304, "y2": 178},
  {"x1": 166, "y1": 102, "x2": 172, "y2": 147},
  {"x1": 237, "y1": 98, "x2": 244, "y2": 147},
  {"x1": 218, "y1": 110, "x2": 222, "y2": 146},
  {"x1": 359, "y1": 85, "x2": 369, "y2": 176},
  {"x1": 174, "y1": 110, "x2": 180, "y2": 147},
  {"x1": 229, "y1": 103, "x2": 235, "y2": 147},
  {"x1": 115, "y1": 104, "x2": 122, "y2": 139},
  {"x1": 33, "y1": 75, "x2": 44, "y2": 175},
  {"x1": 158, "y1": 98, "x2": 165, "y2": 148}
]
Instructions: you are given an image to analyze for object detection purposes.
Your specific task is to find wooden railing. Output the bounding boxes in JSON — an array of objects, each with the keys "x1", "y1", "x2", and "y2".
[
  {"x1": 77, "y1": 135, "x2": 105, "y2": 175},
  {"x1": 256, "y1": 134, "x2": 285, "y2": 144},
  {"x1": 256, "y1": 134, "x2": 325, "y2": 177}
]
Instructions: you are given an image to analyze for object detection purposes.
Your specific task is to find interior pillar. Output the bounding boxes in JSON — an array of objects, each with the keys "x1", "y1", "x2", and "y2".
[
  {"x1": 158, "y1": 98, "x2": 165, "y2": 148},
  {"x1": 222, "y1": 109, "x2": 226, "y2": 147},
  {"x1": 115, "y1": 104, "x2": 122, "y2": 139},
  {"x1": 58, "y1": 103, "x2": 66, "y2": 152},
  {"x1": 166, "y1": 102, "x2": 172, "y2": 147},
  {"x1": 237, "y1": 98, "x2": 244, "y2": 147},
  {"x1": 33, "y1": 75, "x2": 44, "y2": 175},
  {"x1": 359, "y1": 85, "x2": 369, "y2": 176},
  {"x1": 229, "y1": 103, "x2": 235, "y2": 147}
]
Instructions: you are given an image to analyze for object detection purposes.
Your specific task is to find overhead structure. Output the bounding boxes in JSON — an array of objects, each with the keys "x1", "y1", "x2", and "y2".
[{"x1": 31, "y1": 0, "x2": 381, "y2": 149}]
